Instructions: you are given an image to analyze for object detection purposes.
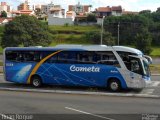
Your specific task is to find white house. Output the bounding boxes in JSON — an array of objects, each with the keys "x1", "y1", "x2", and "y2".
[
  {"x1": 49, "y1": 5, "x2": 65, "y2": 18},
  {"x1": 66, "y1": 11, "x2": 76, "y2": 21},
  {"x1": 48, "y1": 5, "x2": 74, "y2": 25}
]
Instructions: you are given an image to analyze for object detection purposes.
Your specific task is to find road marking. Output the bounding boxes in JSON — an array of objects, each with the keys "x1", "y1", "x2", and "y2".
[
  {"x1": 140, "y1": 89, "x2": 154, "y2": 94},
  {"x1": 152, "y1": 81, "x2": 160, "y2": 87},
  {"x1": 0, "y1": 114, "x2": 14, "y2": 120},
  {"x1": 65, "y1": 107, "x2": 115, "y2": 120},
  {"x1": 146, "y1": 81, "x2": 160, "y2": 87}
]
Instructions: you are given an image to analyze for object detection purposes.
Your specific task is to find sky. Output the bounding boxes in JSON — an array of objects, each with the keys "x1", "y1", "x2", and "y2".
[{"x1": 1, "y1": 0, "x2": 160, "y2": 12}]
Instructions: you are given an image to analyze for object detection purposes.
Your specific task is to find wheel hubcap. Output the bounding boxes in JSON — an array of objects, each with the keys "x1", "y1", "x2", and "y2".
[
  {"x1": 110, "y1": 82, "x2": 118, "y2": 91},
  {"x1": 33, "y1": 79, "x2": 40, "y2": 87}
]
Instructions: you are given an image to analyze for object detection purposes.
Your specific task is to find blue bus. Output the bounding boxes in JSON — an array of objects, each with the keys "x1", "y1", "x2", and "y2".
[{"x1": 3, "y1": 45, "x2": 150, "y2": 91}]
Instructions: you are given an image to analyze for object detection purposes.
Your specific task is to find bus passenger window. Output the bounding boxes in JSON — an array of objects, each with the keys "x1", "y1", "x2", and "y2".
[
  {"x1": 96, "y1": 51, "x2": 120, "y2": 67},
  {"x1": 78, "y1": 52, "x2": 95, "y2": 64},
  {"x1": 47, "y1": 55, "x2": 57, "y2": 63},
  {"x1": 6, "y1": 51, "x2": 17, "y2": 61},
  {"x1": 24, "y1": 52, "x2": 34, "y2": 61},
  {"x1": 67, "y1": 52, "x2": 77, "y2": 63},
  {"x1": 16, "y1": 53, "x2": 24, "y2": 62},
  {"x1": 58, "y1": 52, "x2": 69, "y2": 63},
  {"x1": 33, "y1": 52, "x2": 41, "y2": 62}
]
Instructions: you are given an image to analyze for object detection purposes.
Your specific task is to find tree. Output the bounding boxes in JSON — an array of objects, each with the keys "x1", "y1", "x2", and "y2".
[
  {"x1": 139, "y1": 10, "x2": 151, "y2": 14},
  {"x1": 84, "y1": 31, "x2": 115, "y2": 45},
  {"x1": 103, "y1": 14, "x2": 150, "y2": 45},
  {"x1": 87, "y1": 13, "x2": 97, "y2": 22},
  {"x1": 156, "y1": 7, "x2": 160, "y2": 13},
  {"x1": 134, "y1": 28, "x2": 152, "y2": 54},
  {"x1": 102, "y1": 32, "x2": 116, "y2": 45},
  {"x1": 0, "y1": 11, "x2": 7, "y2": 18},
  {"x1": 1, "y1": 15, "x2": 52, "y2": 48},
  {"x1": 84, "y1": 31, "x2": 100, "y2": 44}
]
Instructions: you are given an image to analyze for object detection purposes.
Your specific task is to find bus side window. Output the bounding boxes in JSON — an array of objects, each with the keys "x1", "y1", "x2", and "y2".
[
  {"x1": 16, "y1": 53, "x2": 25, "y2": 62},
  {"x1": 57, "y1": 51, "x2": 77, "y2": 63},
  {"x1": 6, "y1": 51, "x2": 18, "y2": 61},
  {"x1": 33, "y1": 52, "x2": 41, "y2": 62},
  {"x1": 47, "y1": 54, "x2": 57, "y2": 63},
  {"x1": 96, "y1": 51, "x2": 120, "y2": 67},
  {"x1": 24, "y1": 52, "x2": 34, "y2": 61},
  {"x1": 67, "y1": 52, "x2": 77, "y2": 63},
  {"x1": 77, "y1": 52, "x2": 95, "y2": 64},
  {"x1": 57, "y1": 52, "x2": 69, "y2": 63}
]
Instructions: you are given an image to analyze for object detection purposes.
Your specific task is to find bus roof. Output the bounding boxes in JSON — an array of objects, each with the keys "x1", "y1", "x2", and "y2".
[
  {"x1": 55, "y1": 44, "x2": 111, "y2": 51},
  {"x1": 113, "y1": 46, "x2": 143, "y2": 55},
  {"x1": 5, "y1": 45, "x2": 113, "y2": 51},
  {"x1": 5, "y1": 45, "x2": 143, "y2": 55}
]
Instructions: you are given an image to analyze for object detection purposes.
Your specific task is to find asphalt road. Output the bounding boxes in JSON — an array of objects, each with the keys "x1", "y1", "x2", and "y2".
[{"x1": 0, "y1": 90, "x2": 160, "y2": 120}]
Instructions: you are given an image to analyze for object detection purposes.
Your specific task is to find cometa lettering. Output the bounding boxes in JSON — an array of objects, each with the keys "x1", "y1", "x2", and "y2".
[{"x1": 70, "y1": 65, "x2": 100, "y2": 72}]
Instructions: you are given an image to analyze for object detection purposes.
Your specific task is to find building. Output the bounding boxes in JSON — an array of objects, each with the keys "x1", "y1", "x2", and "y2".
[
  {"x1": 41, "y1": 5, "x2": 47, "y2": 14},
  {"x1": 18, "y1": 0, "x2": 30, "y2": 10},
  {"x1": 40, "y1": 2, "x2": 54, "y2": 14},
  {"x1": 68, "y1": 2, "x2": 91, "y2": 15},
  {"x1": 47, "y1": 2, "x2": 54, "y2": 13},
  {"x1": 35, "y1": 4, "x2": 42, "y2": 12},
  {"x1": 12, "y1": 10, "x2": 35, "y2": 16},
  {"x1": 67, "y1": 2, "x2": 91, "y2": 23},
  {"x1": 66, "y1": 11, "x2": 76, "y2": 21},
  {"x1": 48, "y1": 5, "x2": 72, "y2": 25},
  {"x1": 111, "y1": 6, "x2": 122, "y2": 16},
  {"x1": 0, "y1": 18, "x2": 13, "y2": 25},
  {"x1": 15, "y1": 0, "x2": 35, "y2": 17},
  {"x1": 94, "y1": 6, "x2": 122, "y2": 18},
  {"x1": 0, "y1": 2, "x2": 10, "y2": 12},
  {"x1": 49, "y1": 5, "x2": 65, "y2": 18},
  {"x1": 94, "y1": 6, "x2": 111, "y2": 18}
]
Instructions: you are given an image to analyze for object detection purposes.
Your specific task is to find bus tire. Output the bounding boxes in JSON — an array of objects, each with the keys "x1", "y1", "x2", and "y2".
[
  {"x1": 108, "y1": 78, "x2": 121, "y2": 92},
  {"x1": 31, "y1": 76, "x2": 42, "y2": 88}
]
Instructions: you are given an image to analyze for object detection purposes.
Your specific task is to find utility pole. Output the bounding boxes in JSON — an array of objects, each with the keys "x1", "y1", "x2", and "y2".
[
  {"x1": 118, "y1": 22, "x2": 120, "y2": 46},
  {"x1": 100, "y1": 16, "x2": 105, "y2": 45}
]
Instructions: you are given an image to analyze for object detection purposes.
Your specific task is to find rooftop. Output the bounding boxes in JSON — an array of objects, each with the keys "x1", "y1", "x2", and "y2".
[{"x1": 96, "y1": 7, "x2": 111, "y2": 12}]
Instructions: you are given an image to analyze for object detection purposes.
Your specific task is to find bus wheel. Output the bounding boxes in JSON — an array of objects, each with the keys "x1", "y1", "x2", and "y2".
[
  {"x1": 31, "y1": 76, "x2": 42, "y2": 88},
  {"x1": 108, "y1": 79, "x2": 121, "y2": 92}
]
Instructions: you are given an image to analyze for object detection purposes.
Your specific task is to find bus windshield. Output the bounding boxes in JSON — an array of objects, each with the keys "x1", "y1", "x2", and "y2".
[
  {"x1": 143, "y1": 59, "x2": 150, "y2": 77},
  {"x1": 129, "y1": 57, "x2": 143, "y2": 75},
  {"x1": 123, "y1": 56, "x2": 148, "y2": 76}
]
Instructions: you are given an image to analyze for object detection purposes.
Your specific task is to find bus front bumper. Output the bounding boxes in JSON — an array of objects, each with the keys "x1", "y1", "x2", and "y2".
[{"x1": 127, "y1": 79, "x2": 146, "y2": 89}]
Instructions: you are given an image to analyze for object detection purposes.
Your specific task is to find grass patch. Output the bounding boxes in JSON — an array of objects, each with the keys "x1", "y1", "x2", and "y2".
[
  {"x1": 150, "y1": 64, "x2": 160, "y2": 74},
  {"x1": 48, "y1": 25, "x2": 100, "y2": 46},
  {"x1": 0, "y1": 26, "x2": 4, "y2": 33},
  {"x1": 49, "y1": 25, "x2": 100, "y2": 34},
  {"x1": 0, "y1": 61, "x2": 3, "y2": 66},
  {"x1": 49, "y1": 34, "x2": 91, "y2": 46},
  {"x1": 150, "y1": 47, "x2": 160, "y2": 57},
  {"x1": 0, "y1": 47, "x2": 3, "y2": 54}
]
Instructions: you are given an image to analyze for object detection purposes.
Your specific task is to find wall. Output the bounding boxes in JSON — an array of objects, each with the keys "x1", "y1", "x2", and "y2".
[
  {"x1": 48, "y1": 15, "x2": 73, "y2": 25},
  {"x1": 97, "y1": 18, "x2": 103, "y2": 25}
]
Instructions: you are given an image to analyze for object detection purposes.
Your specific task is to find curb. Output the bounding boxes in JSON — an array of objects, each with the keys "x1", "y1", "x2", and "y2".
[{"x1": 0, "y1": 87, "x2": 159, "y2": 99}]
